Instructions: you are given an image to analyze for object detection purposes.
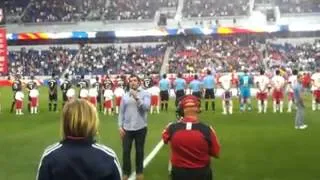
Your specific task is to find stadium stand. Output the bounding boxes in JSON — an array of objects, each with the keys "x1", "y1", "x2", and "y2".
[
  {"x1": 69, "y1": 44, "x2": 166, "y2": 75},
  {"x1": 183, "y1": 0, "x2": 249, "y2": 18},
  {"x1": 275, "y1": 0, "x2": 320, "y2": 14},
  {"x1": 8, "y1": 47, "x2": 78, "y2": 76},
  {"x1": 4, "y1": 0, "x2": 30, "y2": 23}
]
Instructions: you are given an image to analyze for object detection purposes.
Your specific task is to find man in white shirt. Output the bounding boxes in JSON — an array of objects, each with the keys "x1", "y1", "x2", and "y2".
[
  {"x1": 114, "y1": 84, "x2": 125, "y2": 114},
  {"x1": 256, "y1": 69, "x2": 270, "y2": 113},
  {"x1": 311, "y1": 68, "x2": 320, "y2": 111},
  {"x1": 79, "y1": 87, "x2": 89, "y2": 100},
  {"x1": 29, "y1": 87, "x2": 39, "y2": 114},
  {"x1": 15, "y1": 91, "x2": 24, "y2": 115},
  {"x1": 287, "y1": 70, "x2": 298, "y2": 112},
  {"x1": 147, "y1": 82, "x2": 161, "y2": 114},
  {"x1": 219, "y1": 73, "x2": 233, "y2": 115},
  {"x1": 104, "y1": 85, "x2": 114, "y2": 115},
  {"x1": 271, "y1": 70, "x2": 285, "y2": 113}
]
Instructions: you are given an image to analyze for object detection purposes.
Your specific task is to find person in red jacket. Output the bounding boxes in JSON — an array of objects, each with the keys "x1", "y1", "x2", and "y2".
[{"x1": 162, "y1": 95, "x2": 220, "y2": 180}]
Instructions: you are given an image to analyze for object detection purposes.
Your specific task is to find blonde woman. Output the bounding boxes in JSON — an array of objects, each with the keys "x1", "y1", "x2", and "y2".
[{"x1": 36, "y1": 99, "x2": 122, "y2": 180}]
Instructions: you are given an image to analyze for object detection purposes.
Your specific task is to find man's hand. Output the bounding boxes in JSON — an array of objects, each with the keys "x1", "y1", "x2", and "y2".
[
  {"x1": 119, "y1": 128, "x2": 126, "y2": 139},
  {"x1": 131, "y1": 90, "x2": 139, "y2": 101}
]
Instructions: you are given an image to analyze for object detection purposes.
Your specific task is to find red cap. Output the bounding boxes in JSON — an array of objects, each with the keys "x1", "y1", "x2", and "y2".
[{"x1": 180, "y1": 95, "x2": 200, "y2": 109}]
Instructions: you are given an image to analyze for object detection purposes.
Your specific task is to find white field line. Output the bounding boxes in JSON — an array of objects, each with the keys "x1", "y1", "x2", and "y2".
[{"x1": 128, "y1": 140, "x2": 165, "y2": 180}]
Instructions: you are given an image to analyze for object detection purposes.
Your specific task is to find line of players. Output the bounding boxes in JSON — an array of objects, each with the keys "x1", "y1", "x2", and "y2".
[{"x1": 9, "y1": 68, "x2": 320, "y2": 115}]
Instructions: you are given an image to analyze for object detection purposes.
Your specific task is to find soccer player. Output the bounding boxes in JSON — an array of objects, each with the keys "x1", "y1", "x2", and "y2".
[
  {"x1": 159, "y1": 74, "x2": 170, "y2": 112},
  {"x1": 29, "y1": 86, "x2": 39, "y2": 114},
  {"x1": 15, "y1": 90, "x2": 24, "y2": 115},
  {"x1": 219, "y1": 73, "x2": 233, "y2": 115},
  {"x1": 255, "y1": 69, "x2": 270, "y2": 113},
  {"x1": 61, "y1": 74, "x2": 72, "y2": 107},
  {"x1": 287, "y1": 69, "x2": 298, "y2": 112},
  {"x1": 48, "y1": 73, "x2": 58, "y2": 112},
  {"x1": 104, "y1": 83, "x2": 114, "y2": 115},
  {"x1": 271, "y1": 70, "x2": 285, "y2": 113},
  {"x1": 148, "y1": 81, "x2": 160, "y2": 114},
  {"x1": 114, "y1": 82, "x2": 125, "y2": 114},
  {"x1": 238, "y1": 69, "x2": 253, "y2": 112},
  {"x1": 202, "y1": 70, "x2": 216, "y2": 111},
  {"x1": 88, "y1": 84, "x2": 98, "y2": 107},
  {"x1": 66, "y1": 87, "x2": 76, "y2": 101},
  {"x1": 10, "y1": 75, "x2": 22, "y2": 113},
  {"x1": 143, "y1": 72, "x2": 153, "y2": 89},
  {"x1": 174, "y1": 73, "x2": 186, "y2": 106},
  {"x1": 189, "y1": 74, "x2": 202, "y2": 99},
  {"x1": 311, "y1": 68, "x2": 320, "y2": 111},
  {"x1": 94, "y1": 76, "x2": 103, "y2": 112},
  {"x1": 27, "y1": 75, "x2": 37, "y2": 113},
  {"x1": 78, "y1": 75, "x2": 89, "y2": 99}
]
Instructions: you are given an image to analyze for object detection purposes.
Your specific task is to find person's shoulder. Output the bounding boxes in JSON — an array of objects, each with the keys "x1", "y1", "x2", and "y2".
[
  {"x1": 91, "y1": 143, "x2": 118, "y2": 159},
  {"x1": 40, "y1": 142, "x2": 63, "y2": 159}
]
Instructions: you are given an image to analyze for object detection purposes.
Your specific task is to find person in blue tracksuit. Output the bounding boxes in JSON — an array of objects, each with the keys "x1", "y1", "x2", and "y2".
[
  {"x1": 238, "y1": 69, "x2": 253, "y2": 112},
  {"x1": 174, "y1": 73, "x2": 187, "y2": 106},
  {"x1": 189, "y1": 74, "x2": 202, "y2": 99},
  {"x1": 36, "y1": 99, "x2": 122, "y2": 180}
]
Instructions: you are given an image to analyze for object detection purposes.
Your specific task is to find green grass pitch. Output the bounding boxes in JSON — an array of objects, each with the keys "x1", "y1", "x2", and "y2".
[{"x1": 0, "y1": 86, "x2": 320, "y2": 180}]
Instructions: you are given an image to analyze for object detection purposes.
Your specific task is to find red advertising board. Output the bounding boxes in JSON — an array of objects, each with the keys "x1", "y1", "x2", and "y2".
[{"x1": 0, "y1": 28, "x2": 8, "y2": 74}]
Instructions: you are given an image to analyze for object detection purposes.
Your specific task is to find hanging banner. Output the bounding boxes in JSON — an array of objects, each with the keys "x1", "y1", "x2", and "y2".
[{"x1": 0, "y1": 28, "x2": 8, "y2": 74}]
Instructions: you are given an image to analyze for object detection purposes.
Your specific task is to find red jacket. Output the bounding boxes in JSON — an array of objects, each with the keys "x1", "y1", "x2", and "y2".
[{"x1": 162, "y1": 117, "x2": 220, "y2": 169}]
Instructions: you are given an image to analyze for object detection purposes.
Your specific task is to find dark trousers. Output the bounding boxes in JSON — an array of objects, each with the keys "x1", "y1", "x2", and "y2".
[
  {"x1": 171, "y1": 165, "x2": 212, "y2": 180},
  {"x1": 122, "y1": 127, "x2": 147, "y2": 176}
]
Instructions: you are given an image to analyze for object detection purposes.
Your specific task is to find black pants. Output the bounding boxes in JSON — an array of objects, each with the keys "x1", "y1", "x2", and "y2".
[
  {"x1": 122, "y1": 127, "x2": 147, "y2": 176},
  {"x1": 171, "y1": 165, "x2": 212, "y2": 180},
  {"x1": 175, "y1": 90, "x2": 185, "y2": 107}
]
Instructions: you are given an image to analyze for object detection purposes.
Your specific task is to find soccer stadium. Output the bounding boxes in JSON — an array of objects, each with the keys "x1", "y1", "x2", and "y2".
[{"x1": 0, "y1": 0, "x2": 320, "y2": 179}]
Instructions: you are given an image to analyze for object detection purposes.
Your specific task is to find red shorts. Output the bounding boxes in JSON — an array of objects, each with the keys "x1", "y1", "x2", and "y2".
[
  {"x1": 89, "y1": 97, "x2": 97, "y2": 105},
  {"x1": 104, "y1": 100, "x2": 113, "y2": 108},
  {"x1": 16, "y1": 100, "x2": 23, "y2": 109},
  {"x1": 272, "y1": 90, "x2": 283, "y2": 101},
  {"x1": 115, "y1": 97, "x2": 122, "y2": 106},
  {"x1": 151, "y1": 96, "x2": 159, "y2": 106},
  {"x1": 256, "y1": 92, "x2": 268, "y2": 101},
  {"x1": 313, "y1": 90, "x2": 320, "y2": 102},
  {"x1": 31, "y1": 97, "x2": 38, "y2": 107},
  {"x1": 288, "y1": 92, "x2": 294, "y2": 101}
]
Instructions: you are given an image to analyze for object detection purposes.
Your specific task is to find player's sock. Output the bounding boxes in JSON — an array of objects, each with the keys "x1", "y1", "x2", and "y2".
[
  {"x1": 53, "y1": 103, "x2": 57, "y2": 112},
  {"x1": 31, "y1": 107, "x2": 33, "y2": 114},
  {"x1": 150, "y1": 106, "x2": 154, "y2": 114},
  {"x1": 264, "y1": 101, "x2": 268, "y2": 113},
  {"x1": 280, "y1": 101, "x2": 284, "y2": 113},
  {"x1": 108, "y1": 109, "x2": 112, "y2": 115},
  {"x1": 161, "y1": 103, "x2": 164, "y2": 111},
  {"x1": 273, "y1": 101, "x2": 277, "y2": 113},
  {"x1": 35, "y1": 107, "x2": 38, "y2": 114},
  {"x1": 258, "y1": 101, "x2": 262, "y2": 113},
  {"x1": 205, "y1": 102, "x2": 209, "y2": 111},
  {"x1": 165, "y1": 103, "x2": 168, "y2": 111},
  {"x1": 240, "y1": 103, "x2": 244, "y2": 111},
  {"x1": 211, "y1": 101, "x2": 215, "y2": 111},
  {"x1": 16, "y1": 109, "x2": 18, "y2": 115},
  {"x1": 222, "y1": 101, "x2": 226, "y2": 114},
  {"x1": 157, "y1": 106, "x2": 160, "y2": 114},
  {"x1": 312, "y1": 100, "x2": 316, "y2": 111},
  {"x1": 11, "y1": 102, "x2": 15, "y2": 113},
  {"x1": 49, "y1": 103, "x2": 52, "y2": 111},
  {"x1": 104, "y1": 108, "x2": 107, "y2": 115},
  {"x1": 229, "y1": 101, "x2": 233, "y2": 114},
  {"x1": 116, "y1": 106, "x2": 119, "y2": 114},
  {"x1": 28, "y1": 103, "x2": 31, "y2": 113},
  {"x1": 288, "y1": 100, "x2": 292, "y2": 112}
]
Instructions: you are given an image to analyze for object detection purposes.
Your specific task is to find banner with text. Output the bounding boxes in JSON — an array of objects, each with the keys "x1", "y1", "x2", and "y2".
[{"x1": 0, "y1": 28, "x2": 8, "y2": 74}]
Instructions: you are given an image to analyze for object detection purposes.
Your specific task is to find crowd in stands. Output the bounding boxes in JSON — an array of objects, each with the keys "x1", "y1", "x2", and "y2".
[
  {"x1": 275, "y1": 0, "x2": 320, "y2": 14},
  {"x1": 266, "y1": 40, "x2": 320, "y2": 71},
  {"x1": 8, "y1": 47, "x2": 77, "y2": 76},
  {"x1": 4, "y1": 0, "x2": 30, "y2": 17},
  {"x1": 68, "y1": 44, "x2": 166, "y2": 75},
  {"x1": 168, "y1": 37, "x2": 264, "y2": 74},
  {"x1": 183, "y1": 0, "x2": 249, "y2": 18}
]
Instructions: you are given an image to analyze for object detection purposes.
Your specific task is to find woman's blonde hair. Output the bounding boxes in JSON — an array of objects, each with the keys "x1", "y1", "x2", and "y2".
[{"x1": 61, "y1": 99, "x2": 99, "y2": 138}]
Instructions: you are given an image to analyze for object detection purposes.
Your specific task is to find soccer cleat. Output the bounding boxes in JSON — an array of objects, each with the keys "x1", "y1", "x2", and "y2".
[
  {"x1": 222, "y1": 111, "x2": 227, "y2": 115},
  {"x1": 295, "y1": 126, "x2": 300, "y2": 129},
  {"x1": 299, "y1": 125, "x2": 308, "y2": 129}
]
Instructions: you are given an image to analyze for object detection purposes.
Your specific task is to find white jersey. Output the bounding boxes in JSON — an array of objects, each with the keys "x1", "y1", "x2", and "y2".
[
  {"x1": 256, "y1": 75, "x2": 270, "y2": 92},
  {"x1": 88, "y1": 88, "x2": 98, "y2": 97},
  {"x1": 148, "y1": 86, "x2": 160, "y2": 96},
  {"x1": 29, "y1": 89, "x2": 39, "y2": 98},
  {"x1": 15, "y1": 91, "x2": 24, "y2": 101},
  {"x1": 67, "y1": 88, "x2": 76, "y2": 98},
  {"x1": 80, "y1": 89, "x2": 89, "y2": 98},
  {"x1": 311, "y1": 73, "x2": 320, "y2": 90},
  {"x1": 114, "y1": 87, "x2": 125, "y2": 97},
  {"x1": 104, "y1": 89, "x2": 114, "y2": 101},
  {"x1": 219, "y1": 74, "x2": 232, "y2": 90},
  {"x1": 287, "y1": 75, "x2": 298, "y2": 92},
  {"x1": 271, "y1": 75, "x2": 285, "y2": 90}
]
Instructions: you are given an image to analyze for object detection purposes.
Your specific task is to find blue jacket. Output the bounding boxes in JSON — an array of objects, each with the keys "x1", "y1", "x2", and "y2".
[{"x1": 36, "y1": 138, "x2": 122, "y2": 180}]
